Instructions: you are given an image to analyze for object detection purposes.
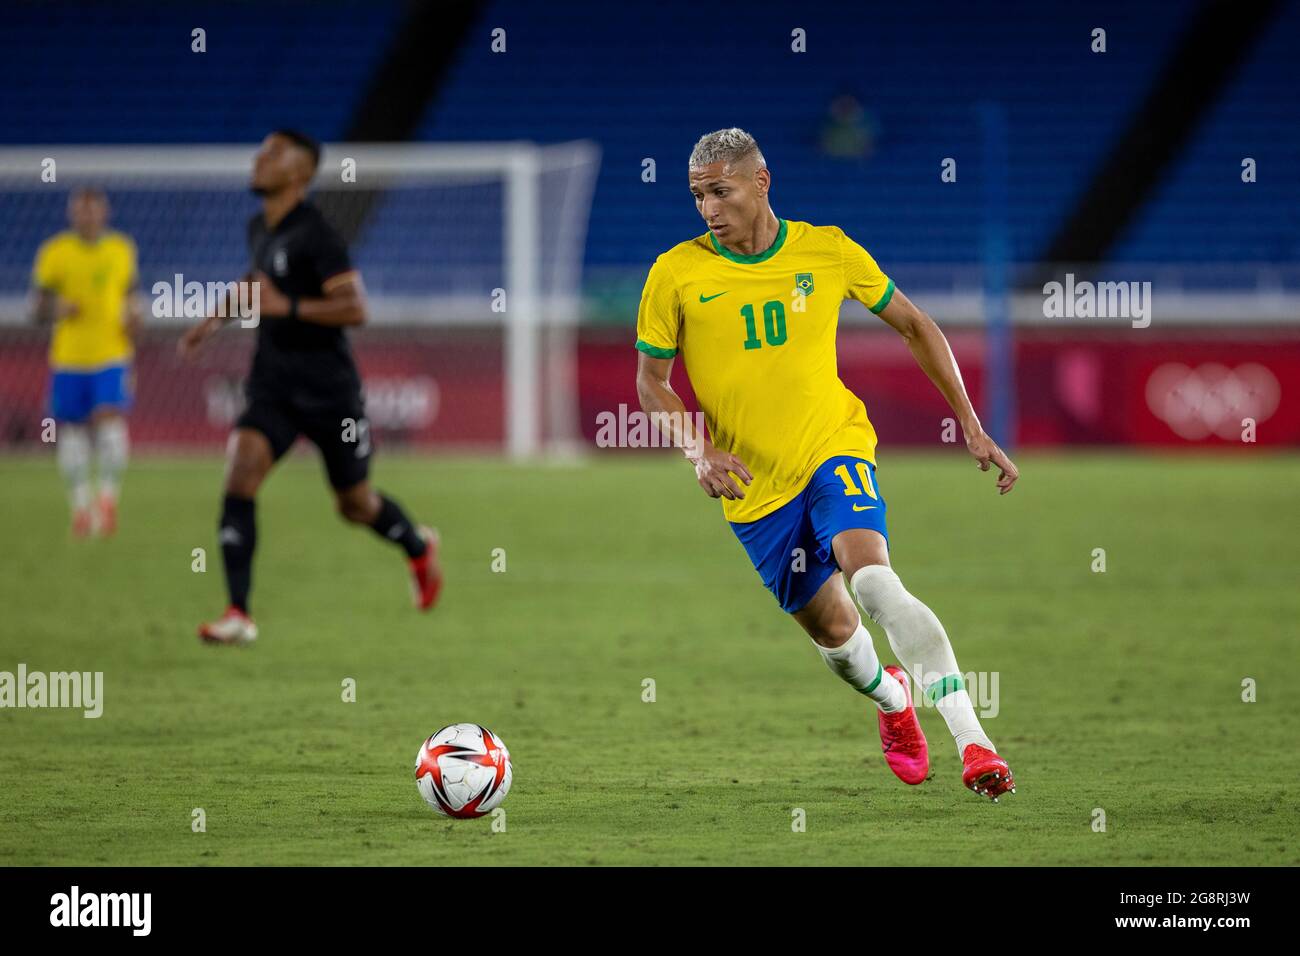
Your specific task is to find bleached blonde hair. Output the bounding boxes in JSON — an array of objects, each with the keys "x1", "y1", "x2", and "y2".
[{"x1": 688, "y1": 128, "x2": 766, "y2": 173}]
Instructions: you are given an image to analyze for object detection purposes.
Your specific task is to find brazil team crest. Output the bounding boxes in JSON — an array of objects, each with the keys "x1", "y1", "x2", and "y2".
[{"x1": 795, "y1": 272, "x2": 814, "y2": 295}]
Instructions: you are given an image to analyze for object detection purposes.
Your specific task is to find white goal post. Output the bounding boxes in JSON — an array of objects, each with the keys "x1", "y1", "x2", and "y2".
[{"x1": 0, "y1": 141, "x2": 601, "y2": 458}]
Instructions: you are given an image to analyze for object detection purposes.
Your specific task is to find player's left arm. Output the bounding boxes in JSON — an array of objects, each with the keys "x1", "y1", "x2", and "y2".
[
  {"x1": 250, "y1": 218, "x2": 367, "y2": 327},
  {"x1": 122, "y1": 283, "x2": 146, "y2": 339},
  {"x1": 252, "y1": 269, "x2": 369, "y2": 327},
  {"x1": 121, "y1": 239, "x2": 146, "y2": 340},
  {"x1": 876, "y1": 288, "x2": 1019, "y2": 495}
]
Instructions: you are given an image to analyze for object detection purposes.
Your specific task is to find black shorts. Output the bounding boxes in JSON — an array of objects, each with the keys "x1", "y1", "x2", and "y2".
[{"x1": 236, "y1": 388, "x2": 372, "y2": 490}]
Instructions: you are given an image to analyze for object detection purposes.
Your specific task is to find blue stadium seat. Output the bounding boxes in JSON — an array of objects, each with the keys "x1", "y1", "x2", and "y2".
[
  {"x1": 417, "y1": 0, "x2": 1192, "y2": 269},
  {"x1": 0, "y1": 1, "x2": 399, "y2": 144}
]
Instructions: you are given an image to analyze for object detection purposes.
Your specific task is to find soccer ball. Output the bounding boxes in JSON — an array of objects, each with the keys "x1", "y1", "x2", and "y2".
[{"x1": 415, "y1": 723, "x2": 513, "y2": 819}]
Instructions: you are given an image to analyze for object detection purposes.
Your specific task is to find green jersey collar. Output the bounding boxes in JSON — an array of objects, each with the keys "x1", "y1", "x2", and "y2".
[{"x1": 710, "y1": 218, "x2": 788, "y2": 264}]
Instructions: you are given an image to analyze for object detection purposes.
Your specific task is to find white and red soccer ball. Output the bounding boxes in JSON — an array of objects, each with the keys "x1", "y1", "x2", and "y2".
[{"x1": 415, "y1": 723, "x2": 513, "y2": 819}]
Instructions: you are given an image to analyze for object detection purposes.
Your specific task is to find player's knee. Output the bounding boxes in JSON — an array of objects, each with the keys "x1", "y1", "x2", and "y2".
[
  {"x1": 224, "y1": 465, "x2": 263, "y2": 498},
  {"x1": 335, "y1": 491, "x2": 375, "y2": 524},
  {"x1": 797, "y1": 602, "x2": 860, "y2": 647},
  {"x1": 223, "y1": 434, "x2": 271, "y2": 497},
  {"x1": 849, "y1": 563, "x2": 910, "y2": 626},
  {"x1": 807, "y1": 617, "x2": 858, "y2": 648}
]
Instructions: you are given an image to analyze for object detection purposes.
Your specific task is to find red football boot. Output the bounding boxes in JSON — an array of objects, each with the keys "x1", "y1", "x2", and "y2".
[
  {"x1": 962, "y1": 743, "x2": 1015, "y2": 802},
  {"x1": 71, "y1": 507, "x2": 94, "y2": 538},
  {"x1": 198, "y1": 606, "x2": 258, "y2": 646},
  {"x1": 876, "y1": 664, "x2": 929, "y2": 785},
  {"x1": 409, "y1": 526, "x2": 443, "y2": 611},
  {"x1": 96, "y1": 493, "x2": 117, "y2": 536}
]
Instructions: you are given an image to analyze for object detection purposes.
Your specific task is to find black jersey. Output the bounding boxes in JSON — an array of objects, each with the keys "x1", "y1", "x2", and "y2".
[{"x1": 246, "y1": 201, "x2": 361, "y2": 399}]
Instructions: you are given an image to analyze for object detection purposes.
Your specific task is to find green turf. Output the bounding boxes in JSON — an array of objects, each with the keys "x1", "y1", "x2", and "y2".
[{"x1": 0, "y1": 451, "x2": 1296, "y2": 866}]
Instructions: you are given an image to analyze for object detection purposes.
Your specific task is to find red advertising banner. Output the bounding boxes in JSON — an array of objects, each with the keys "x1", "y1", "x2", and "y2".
[
  {"x1": 0, "y1": 328, "x2": 504, "y2": 448},
  {"x1": 1015, "y1": 329, "x2": 1299, "y2": 446},
  {"x1": 580, "y1": 326, "x2": 1300, "y2": 448},
  {"x1": 1, "y1": 326, "x2": 1296, "y2": 450}
]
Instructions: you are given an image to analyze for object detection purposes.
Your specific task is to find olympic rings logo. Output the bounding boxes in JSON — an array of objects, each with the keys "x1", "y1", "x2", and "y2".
[{"x1": 1145, "y1": 362, "x2": 1280, "y2": 440}]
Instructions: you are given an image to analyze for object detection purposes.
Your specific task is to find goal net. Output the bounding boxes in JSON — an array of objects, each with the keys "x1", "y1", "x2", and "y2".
[{"x1": 0, "y1": 142, "x2": 600, "y2": 458}]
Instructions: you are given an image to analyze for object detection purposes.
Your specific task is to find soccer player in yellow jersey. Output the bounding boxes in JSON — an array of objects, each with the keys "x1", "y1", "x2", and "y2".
[
  {"x1": 30, "y1": 188, "x2": 143, "y2": 537},
  {"x1": 635, "y1": 129, "x2": 1021, "y2": 801}
]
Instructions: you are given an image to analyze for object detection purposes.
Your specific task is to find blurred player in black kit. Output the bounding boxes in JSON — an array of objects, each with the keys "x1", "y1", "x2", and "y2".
[{"x1": 179, "y1": 129, "x2": 442, "y2": 645}]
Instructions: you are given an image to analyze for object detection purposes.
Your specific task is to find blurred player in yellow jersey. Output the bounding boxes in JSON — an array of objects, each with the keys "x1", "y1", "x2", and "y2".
[
  {"x1": 30, "y1": 188, "x2": 144, "y2": 536},
  {"x1": 635, "y1": 129, "x2": 1021, "y2": 802}
]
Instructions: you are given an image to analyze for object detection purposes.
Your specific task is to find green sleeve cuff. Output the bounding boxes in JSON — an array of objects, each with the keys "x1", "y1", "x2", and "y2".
[
  {"x1": 868, "y1": 278, "x2": 896, "y2": 315},
  {"x1": 635, "y1": 339, "x2": 678, "y2": 359}
]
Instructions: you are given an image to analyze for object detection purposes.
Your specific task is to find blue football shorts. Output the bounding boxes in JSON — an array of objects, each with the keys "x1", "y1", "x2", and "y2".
[
  {"x1": 49, "y1": 363, "x2": 133, "y2": 423},
  {"x1": 729, "y1": 455, "x2": 889, "y2": 613}
]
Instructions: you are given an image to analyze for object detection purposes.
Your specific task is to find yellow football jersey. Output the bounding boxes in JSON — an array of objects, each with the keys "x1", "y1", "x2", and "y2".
[
  {"x1": 636, "y1": 218, "x2": 895, "y2": 523},
  {"x1": 32, "y1": 230, "x2": 138, "y2": 370}
]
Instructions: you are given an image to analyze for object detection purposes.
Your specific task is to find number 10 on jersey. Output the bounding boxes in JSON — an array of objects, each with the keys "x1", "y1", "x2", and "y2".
[{"x1": 741, "y1": 301, "x2": 787, "y2": 350}]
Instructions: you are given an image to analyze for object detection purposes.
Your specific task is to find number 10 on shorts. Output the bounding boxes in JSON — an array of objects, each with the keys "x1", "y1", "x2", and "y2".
[{"x1": 834, "y1": 462, "x2": 878, "y2": 499}]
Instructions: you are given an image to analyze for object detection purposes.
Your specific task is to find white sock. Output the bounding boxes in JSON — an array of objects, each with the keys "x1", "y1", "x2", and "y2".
[
  {"x1": 813, "y1": 621, "x2": 908, "y2": 713},
  {"x1": 56, "y1": 423, "x2": 92, "y2": 512},
  {"x1": 935, "y1": 687, "x2": 995, "y2": 755},
  {"x1": 94, "y1": 417, "x2": 129, "y2": 501},
  {"x1": 850, "y1": 565, "x2": 994, "y2": 751}
]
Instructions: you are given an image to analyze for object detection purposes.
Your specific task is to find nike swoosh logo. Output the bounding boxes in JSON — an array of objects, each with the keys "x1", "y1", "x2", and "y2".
[
  {"x1": 852, "y1": 504, "x2": 877, "y2": 512},
  {"x1": 699, "y1": 291, "x2": 729, "y2": 302}
]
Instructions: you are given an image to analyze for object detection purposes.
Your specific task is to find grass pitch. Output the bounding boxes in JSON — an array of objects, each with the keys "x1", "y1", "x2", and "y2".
[{"x1": 0, "y1": 451, "x2": 1296, "y2": 866}]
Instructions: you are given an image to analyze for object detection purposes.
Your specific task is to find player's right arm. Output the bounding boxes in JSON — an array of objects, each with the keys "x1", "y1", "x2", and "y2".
[
  {"x1": 28, "y1": 238, "x2": 77, "y2": 325},
  {"x1": 633, "y1": 254, "x2": 751, "y2": 500},
  {"x1": 635, "y1": 352, "x2": 751, "y2": 500},
  {"x1": 30, "y1": 288, "x2": 74, "y2": 325},
  {"x1": 176, "y1": 272, "x2": 253, "y2": 360}
]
